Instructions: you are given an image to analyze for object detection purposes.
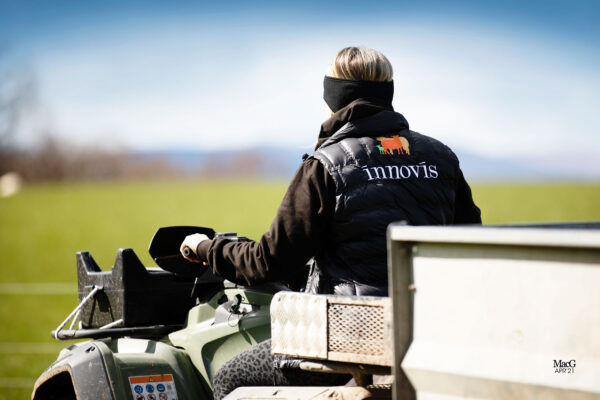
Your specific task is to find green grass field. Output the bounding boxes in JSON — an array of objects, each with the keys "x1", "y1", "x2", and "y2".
[{"x1": 0, "y1": 180, "x2": 599, "y2": 399}]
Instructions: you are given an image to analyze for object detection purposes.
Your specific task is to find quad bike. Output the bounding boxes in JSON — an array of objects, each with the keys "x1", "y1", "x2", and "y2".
[{"x1": 32, "y1": 226, "x2": 284, "y2": 400}]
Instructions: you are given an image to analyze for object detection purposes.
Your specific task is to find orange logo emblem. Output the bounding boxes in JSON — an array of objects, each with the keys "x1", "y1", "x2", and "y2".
[{"x1": 376, "y1": 135, "x2": 410, "y2": 155}]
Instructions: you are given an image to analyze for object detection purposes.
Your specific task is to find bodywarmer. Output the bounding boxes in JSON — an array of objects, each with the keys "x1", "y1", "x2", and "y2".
[{"x1": 310, "y1": 109, "x2": 462, "y2": 296}]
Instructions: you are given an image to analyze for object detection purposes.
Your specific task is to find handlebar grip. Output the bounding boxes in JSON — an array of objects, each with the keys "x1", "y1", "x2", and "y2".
[{"x1": 183, "y1": 246, "x2": 195, "y2": 258}]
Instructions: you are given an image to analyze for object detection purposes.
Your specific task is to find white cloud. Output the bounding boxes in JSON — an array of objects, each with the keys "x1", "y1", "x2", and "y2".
[{"x1": 20, "y1": 19, "x2": 600, "y2": 162}]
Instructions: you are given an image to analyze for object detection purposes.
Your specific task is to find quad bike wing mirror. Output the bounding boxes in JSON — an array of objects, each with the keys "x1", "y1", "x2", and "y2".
[{"x1": 149, "y1": 226, "x2": 217, "y2": 278}]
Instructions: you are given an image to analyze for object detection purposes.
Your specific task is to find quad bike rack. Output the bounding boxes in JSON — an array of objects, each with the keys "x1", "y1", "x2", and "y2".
[{"x1": 52, "y1": 247, "x2": 223, "y2": 341}]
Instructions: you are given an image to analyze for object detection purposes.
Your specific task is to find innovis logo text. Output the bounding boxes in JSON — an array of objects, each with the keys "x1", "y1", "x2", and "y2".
[
  {"x1": 361, "y1": 162, "x2": 438, "y2": 181},
  {"x1": 554, "y1": 359, "x2": 576, "y2": 374}
]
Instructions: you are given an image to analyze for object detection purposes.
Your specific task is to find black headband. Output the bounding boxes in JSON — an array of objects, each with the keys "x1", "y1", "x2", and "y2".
[{"x1": 323, "y1": 76, "x2": 394, "y2": 112}]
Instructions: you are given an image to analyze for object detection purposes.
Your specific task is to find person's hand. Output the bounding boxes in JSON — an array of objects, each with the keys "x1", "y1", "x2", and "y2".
[{"x1": 180, "y1": 233, "x2": 210, "y2": 265}]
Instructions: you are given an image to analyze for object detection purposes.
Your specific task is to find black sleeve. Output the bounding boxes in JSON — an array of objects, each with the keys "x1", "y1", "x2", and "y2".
[
  {"x1": 196, "y1": 159, "x2": 336, "y2": 286},
  {"x1": 453, "y1": 168, "x2": 482, "y2": 224}
]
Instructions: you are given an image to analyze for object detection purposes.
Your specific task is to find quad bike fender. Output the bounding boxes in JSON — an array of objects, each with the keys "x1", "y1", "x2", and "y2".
[
  {"x1": 33, "y1": 338, "x2": 207, "y2": 400},
  {"x1": 32, "y1": 341, "x2": 113, "y2": 400}
]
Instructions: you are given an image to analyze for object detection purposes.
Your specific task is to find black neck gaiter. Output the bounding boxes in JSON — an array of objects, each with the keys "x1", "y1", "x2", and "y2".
[{"x1": 323, "y1": 76, "x2": 394, "y2": 113}]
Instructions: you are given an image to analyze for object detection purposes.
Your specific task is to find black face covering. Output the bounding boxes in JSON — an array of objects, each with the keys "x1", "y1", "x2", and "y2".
[{"x1": 323, "y1": 76, "x2": 394, "y2": 113}]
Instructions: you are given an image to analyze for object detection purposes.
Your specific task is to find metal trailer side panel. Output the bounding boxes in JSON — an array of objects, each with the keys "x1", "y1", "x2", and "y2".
[{"x1": 387, "y1": 224, "x2": 600, "y2": 400}]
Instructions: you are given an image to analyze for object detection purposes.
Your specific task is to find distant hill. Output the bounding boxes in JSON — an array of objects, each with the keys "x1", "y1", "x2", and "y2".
[
  {"x1": 454, "y1": 151, "x2": 552, "y2": 181},
  {"x1": 135, "y1": 146, "x2": 598, "y2": 181},
  {"x1": 134, "y1": 146, "x2": 306, "y2": 179},
  {"x1": 456, "y1": 151, "x2": 600, "y2": 182}
]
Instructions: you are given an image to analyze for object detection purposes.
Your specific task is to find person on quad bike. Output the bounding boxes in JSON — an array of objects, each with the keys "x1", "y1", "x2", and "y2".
[{"x1": 181, "y1": 46, "x2": 481, "y2": 398}]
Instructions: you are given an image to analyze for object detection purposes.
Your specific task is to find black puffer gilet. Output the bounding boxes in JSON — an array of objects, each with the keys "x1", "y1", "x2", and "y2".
[{"x1": 311, "y1": 109, "x2": 461, "y2": 295}]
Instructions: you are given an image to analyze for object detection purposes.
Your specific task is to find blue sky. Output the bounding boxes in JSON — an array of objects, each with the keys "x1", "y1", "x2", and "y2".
[{"x1": 1, "y1": 0, "x2": 599, "y2": 174}]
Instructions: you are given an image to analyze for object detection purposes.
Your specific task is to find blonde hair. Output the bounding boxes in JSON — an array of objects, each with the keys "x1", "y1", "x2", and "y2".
[{"x1": 327, "y1": 47, "x2": 393, "y2": 82}]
